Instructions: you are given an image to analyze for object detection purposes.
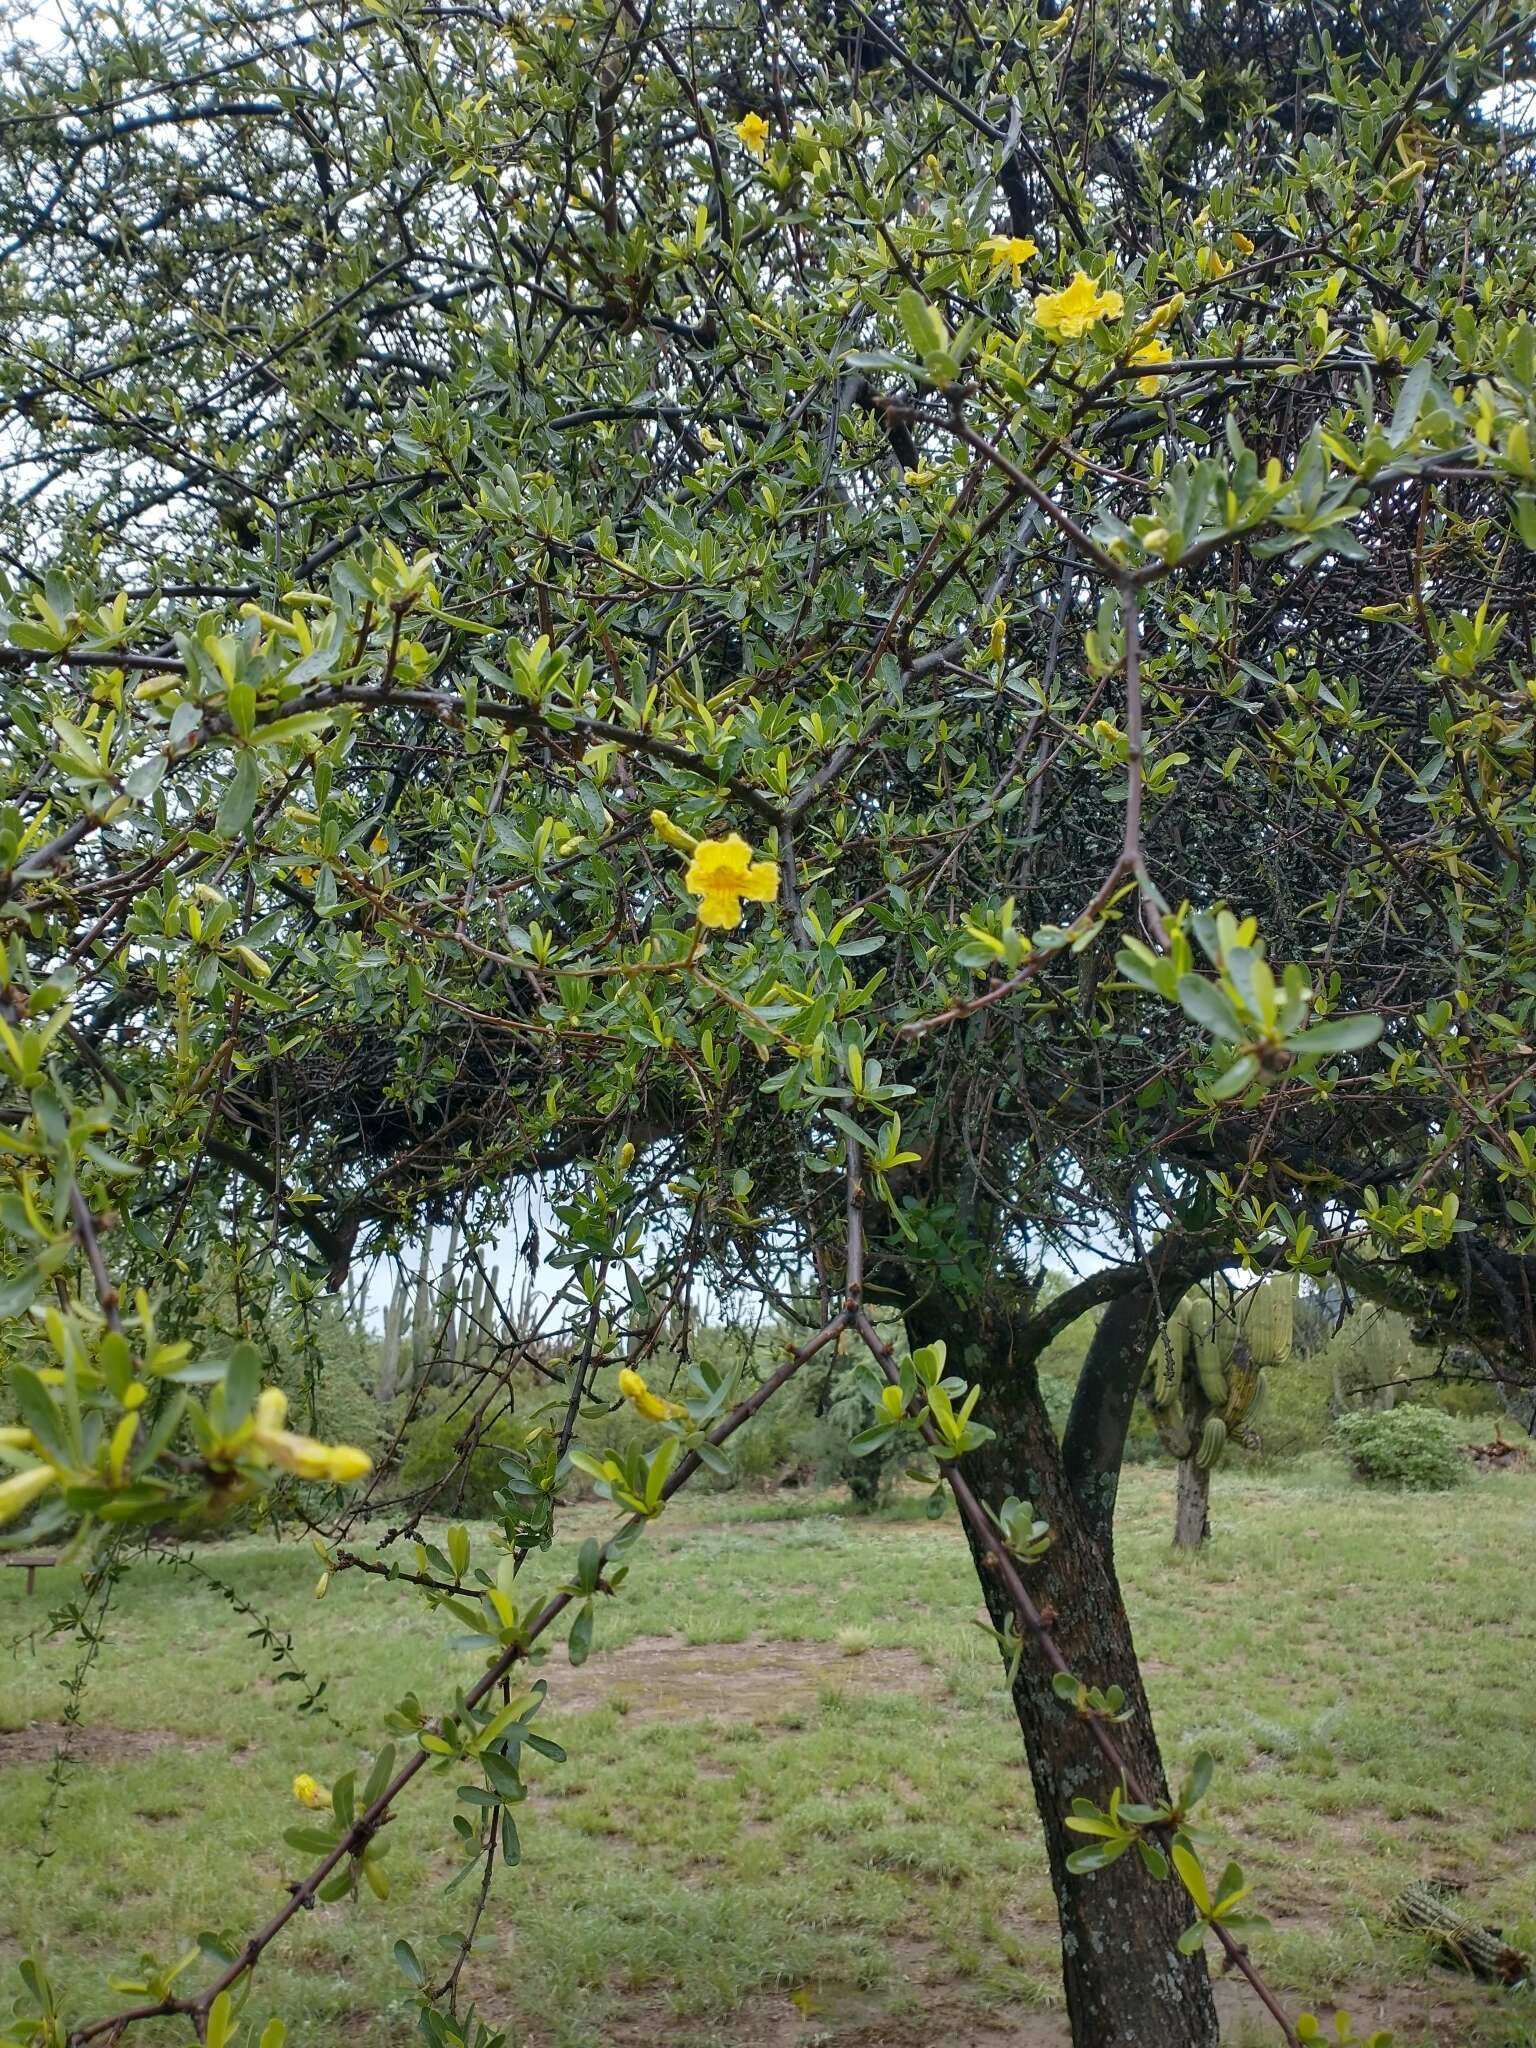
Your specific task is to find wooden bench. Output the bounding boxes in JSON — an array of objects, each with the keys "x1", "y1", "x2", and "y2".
[{"x1": 3, "y1": 1552, "x2": 60, "y2": 1595}]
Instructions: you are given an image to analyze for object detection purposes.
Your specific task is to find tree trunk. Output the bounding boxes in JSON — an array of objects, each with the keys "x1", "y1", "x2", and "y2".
[
  {"x1": 1173, "y1": 1455, "x2": 1210, "y2": 1550},
  {"x1": 907, "y1": 1291, "x2": 1220, "y2": 2048}
]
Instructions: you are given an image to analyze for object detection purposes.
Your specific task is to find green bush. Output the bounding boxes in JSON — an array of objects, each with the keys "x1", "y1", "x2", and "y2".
[
  {"x1": 1334, "y1": 1406, "x2": 1468, "y2": 1491},
  {"x1": 393, "y1": 1395, "x2": 524, "y2": 1516},
  {"x1": 1236, "y1": 1350, "x2": 1335, "y2": 1462}
]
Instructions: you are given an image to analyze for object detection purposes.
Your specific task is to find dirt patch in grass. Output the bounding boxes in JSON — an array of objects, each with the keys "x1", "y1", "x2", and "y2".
[
  {"x1": 600, "y1": 1992, "x2": 1066, "y2": 2047},
  {"x1": 542, "y1": 1632, "x2": 933, "y2": 1721},
  {"x1": 0, "y1": 1719, "x2": 207, "y2": 1768},
  {"x1": 590, "y1": 1970, "x2": 1518, "y2": 2048},
  {"x1": 1213, "y1": 1974, "x2": 1496, "y2": 2046}
]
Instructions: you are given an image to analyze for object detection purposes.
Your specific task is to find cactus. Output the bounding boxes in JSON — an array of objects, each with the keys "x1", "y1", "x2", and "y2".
[
  {"x1": 410, "y1": 1234, "x2": 432, "y2": 1375},
  {"x1": 1390, "y1": 1882, "x2": 1531, "y2": 1985},
  {"x1": 1196, "y1": 1415, "x2": 1228, "y2": 1469},
  {"x1": 375, "y1": 1276, "x2": 407, "y2": 1403},
  {"x1": 1148, "y1": 1274, "x2": 1295, "y2": 1547}
]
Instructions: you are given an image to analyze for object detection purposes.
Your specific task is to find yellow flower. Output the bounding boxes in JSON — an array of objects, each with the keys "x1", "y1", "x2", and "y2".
[
  {"x1": 1032, "y1": 270, "x2": 1123, "y2": 342},
  {"x1": 0, "y1": 1427, "x2": 35, "y2": 1450},
  {"x1": 735, "y1": 111, "x2": 770, "y2": 158},
  {"x1": 1130, "y1": 336, "x2": 1175, "y2": 396},
  {"x1": 979, "y1": 233, "x2": 1038, "y2": 284},
  {"x1": 252, "y1": 1388, "x2": 373, "y2": 1485},
  {"x1": 618, "y1": 1367, "x2": 686, "y2": 1422},
  {"x1": 683, "y1": 834, "x2": 779, "y2": 929},
  {"x1": 650, "y1": 809, "x2": 699, "y2": 855},
  {"x1": 0, "y1": 1462, "x2": 57, "y2": 1528},
  {"x1": 988, "y1": 614, "x2": 1008, "y2": 664},
  {"x1": 1232, "y1": 229, "x2": 1255, "y2": 255},
  {"x1": 326, "y1": 1445, "x2": 374, "y2": 1483},
  {"x1": 292, "y1": 1773, "x2": 332, "y2": 1810},
  {"x1": 1196, "y1": 247, "x2": 1233, "y2": 281}
]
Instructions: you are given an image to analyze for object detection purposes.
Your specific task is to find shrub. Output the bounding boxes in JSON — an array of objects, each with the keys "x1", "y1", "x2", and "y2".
[
  {"x1": 1334, "y1": 1406, "x2": 1467, "y2": 1491},
  {"x1": 393, "y1": 1395, "x2": 525, "y2": 1517}
]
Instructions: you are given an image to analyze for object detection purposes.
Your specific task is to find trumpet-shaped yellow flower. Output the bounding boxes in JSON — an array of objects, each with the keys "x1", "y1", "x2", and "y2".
[
  {"x1": 683, "y1": 835, "x2": 779, "y2": 929},
  {"x1": 1232, "y1": 229, "x2": 1256, "y2": 255},
  {"x1": 1196, "y1": 246, "x2": 1233, "y2": 280},
  {"x1": 326, "y1": 1445, "x2": 375, "y2": 1483},
  {"x1": 1032, "y1": 271, "x2": 1123, "y2": 342},
  {"x1": 650, "y1": 808, "x2": 699, "y2": 854},
  {"x1": 735, "y1": 111, "x2": 770, "y2": 157},
  {"x1": 252, "y1": 1388, "x2": 373, "y2": 1485},
  {"x1": 292, "y1": 1773, "x2": 332, "y2": 1810},
  {"x1": 618, "y1": 1367, "x2": 686, "y2": 1422},
  {"x1": 979, "y1": 233, "x2": 1038, "y2": 284},
  {"x1": 0, "y1": 1462, "x2": 57, "y2": 1528},
  {"x1": 1130, "y1": 336, "x2": 1175, "y2": 396}
]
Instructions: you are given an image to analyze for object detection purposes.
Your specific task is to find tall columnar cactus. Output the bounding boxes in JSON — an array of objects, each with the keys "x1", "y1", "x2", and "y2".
[
  {"x1": 375, "y1": 1276, "x2": 408, "y2": 1404},
  {"x1": 1147, "y1": 1275, "x2": 1294, "y2": 1548}
]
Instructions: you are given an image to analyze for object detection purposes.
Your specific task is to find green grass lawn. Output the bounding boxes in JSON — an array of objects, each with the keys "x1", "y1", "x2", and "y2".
[{"x1": 2, "y1": 1460, "x2": 1534, "y2": 2048}]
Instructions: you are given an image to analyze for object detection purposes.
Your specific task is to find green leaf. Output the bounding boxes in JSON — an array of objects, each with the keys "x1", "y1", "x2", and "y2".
[
  {"x1": 215, "y1": 750, "x2": 261, "y2": 838},
  {"x1": 1176, "y1": 975, "x2": 1245, "y2": 1043},
  {"x1": 1207, "y1": 1052, "x2": 1260, "y2": 1099},
  {"x1": 9, "y1": 1366, "x2": 71, "y2": 1464},
  {"x1": 569, "y1": 1599, "x2": 594, "y2": 1665},
  {"x1": 897, "y1": 288, "x2": 947, "y2": 361},
  {"x1": 1171, "y1": 1839, "x2": 1212, "y2": 1914},
  {"x1": 1181, "y1": 1751, "x2": 1214, "y2": 1811},
  {"x1": 221, "y1": 1341, "x2": 262, "y2": 1432},
  {"x1": 1065, "y1": 1839, "x2": 1130, "y2": 1872},
  {"x1": 1286, "y1": 1015, "x2": 1382, "y2": 1055},
  {"x1": 206, "y1": 1991, "x2": 236, "y2": 2048}
]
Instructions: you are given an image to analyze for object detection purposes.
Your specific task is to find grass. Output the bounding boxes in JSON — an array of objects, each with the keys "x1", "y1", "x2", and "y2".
[{"x1": 2, "y1": 1458, "x2": 1534, "y2": 2048}]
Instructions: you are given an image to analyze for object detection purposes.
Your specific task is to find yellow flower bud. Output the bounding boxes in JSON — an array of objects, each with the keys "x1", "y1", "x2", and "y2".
[
  {"x1": 0, "y1": 1463, "x2": 57, "y2": 1528},
  {"x1": 650, "y1": 809, "x2": 700, "y2": 854}
]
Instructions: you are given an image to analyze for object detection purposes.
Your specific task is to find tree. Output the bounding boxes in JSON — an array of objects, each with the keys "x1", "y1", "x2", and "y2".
[{"x1": 2, "y1": 0, "x2": 1535, "y2": 2043}]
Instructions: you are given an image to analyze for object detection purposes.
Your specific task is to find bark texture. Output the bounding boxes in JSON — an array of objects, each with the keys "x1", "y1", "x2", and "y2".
[
  {"x1": 1173, "y1": 1455, "x2": 1211, "y2": 1550},
  {"x1": 904, "y1": 1283, "x2": 1220, "y2": 2047}
]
